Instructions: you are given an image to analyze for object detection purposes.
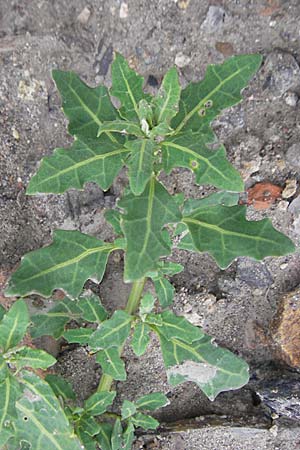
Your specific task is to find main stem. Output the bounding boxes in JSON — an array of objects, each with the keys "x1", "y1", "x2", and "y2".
[{"x1": 97, "y1": 278, "x2": 146, "y2": 392}]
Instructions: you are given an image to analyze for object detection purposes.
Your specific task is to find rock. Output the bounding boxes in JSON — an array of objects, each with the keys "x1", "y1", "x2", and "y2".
[
  {"x1": 288, "y1": 195, "x2": 300, "y2": 215},
  {"x1": 201, "y1": 6, "x2": 225, "y2": 32},
  {"x1": 236, "y1": 258, "x2": 273, "y2": 289},
  {"x1": 263, "y1": 51, "x2": 300, "y2": 98},
  {"x1": 282, "y1": 179, "x2": 297, "y2": 199},
  {"x1": 175, "y1": 52, "x2": 191, "y2": 68},
  {"x1": 284, "y1": 91, "x2": 298, "y2": 107},
  {"x1": 215, "y1": 41, "x2": 234, "y2": 57},
  {"x1": 270, "y1": 286, "x2": 300, "y2": 368},
  {"x1": 247, "y1": 182, "x2": 282, "y2": 210},
  {"x1": 77, "y1": 6, "x2": 91, "y2": 25},
  {"x1": 256, "y1": 379, "x2": 300, "y2": 420},
  {"x1": 119, "y1": 2, "x2": 128, "y2": 19},
  {"x1": 285, "y1": 144, "x2": 300, "y2": 170}
]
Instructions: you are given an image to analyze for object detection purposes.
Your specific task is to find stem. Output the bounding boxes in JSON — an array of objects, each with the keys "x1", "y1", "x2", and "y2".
[{"x1": 97, "y1": 278, "x2": 146, "y2": 392}]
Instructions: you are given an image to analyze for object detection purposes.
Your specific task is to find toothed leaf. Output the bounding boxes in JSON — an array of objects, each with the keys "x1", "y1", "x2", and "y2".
[
  {"x1": 96, "y1": 347, "x2": 127, "y2": 381},
  {"x1": 89, "y1": 310, "x2": 133, "y2": 350},
  {"x1": 0, "y1": 300, "x2": 29, "y2": 352},
  {"x1": 126, "y1": 139, "x2": 156, "y2": 195}
]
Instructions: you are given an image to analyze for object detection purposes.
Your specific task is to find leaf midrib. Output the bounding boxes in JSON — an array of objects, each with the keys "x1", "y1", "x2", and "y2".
[{"x1": 118, "y1": 63, "x2": 140, "y2": 118}]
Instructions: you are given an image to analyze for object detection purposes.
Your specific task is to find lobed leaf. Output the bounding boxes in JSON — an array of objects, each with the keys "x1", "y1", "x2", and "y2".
[
  {"x1": 78, "y1": 293, "x2": 108, "y2": 324},
  {"x1": 131, "y1": 322, "x2": 151, "y2": 356},
  {"x1": 9, "y1": 347, "x2": 56, "y2": 370},
  {"x1": 156, "y1": 310, "x2": 205, "y2": 343},
  {"x1": 126, "y1": 138, "x2": 156, "y2": 195},
  {"x1": 105, "y1": 209, "x2": 123, "y2": 235},
  {"x1": 131, "y1": 412, "x2": 159, "y2": 430},
  {"x1": 89, "y1": 310, "x2": 133, "y2": 350},
  {"x1": 153, "y1": 66, "x2": 181, "y2": 127},
  {"x1": 171, "y1": 54, "x2": 263, "y2": 134},
  {"x1": 135, "y1": 392, "x2": 169, "y2": 411},
  {"x1": 182, "y1": 204, "x2": 295, "y2": 269},
  {"x1": 52, "y1": 70, "x2": 119, "y2": 139},
  {"x1": 84, "y1": 391, "x2": 116, "y2": 417},
  {"x1": 27, "y1": 136, "x2": 129, "y2": 195},
  {"x1": 0, "y1": 300, "x2": 29, "y2": 352},
  {"x1": 63, "y1": 327, "x2": 94, "y2": 344},
  {"x1": 183, "y1": 191, "x2": 240, "y2": 215},
  {"x1": 161, "y1": 132, "x2": 244, "y2": 192},
  {"x1": 111, "y1": 53, "x2": 151, "y2": 122},
  {"x1": 119, "y1": 177, "x2": 182, "y2": 281},
  {"x1": 6, "y1": 230, "x2": 117, "y2": 299},
  {"x1": 96, "y1": 347, "x2": 127, "y2": 381},
  {"x1": 0, "y1": 375, "x2": 22, "y2": 447},
  {"x1": 153, "y1": 277, "x2": 175, "y2": 307},
  {"x1": 77, "y1": 414, "x2": 100, "y2": 436}
]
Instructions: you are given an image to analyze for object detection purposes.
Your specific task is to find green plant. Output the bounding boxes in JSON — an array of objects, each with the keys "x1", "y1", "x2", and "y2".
[{"x1": 3, "y1": 53, "x2": 295, "y2": 449}]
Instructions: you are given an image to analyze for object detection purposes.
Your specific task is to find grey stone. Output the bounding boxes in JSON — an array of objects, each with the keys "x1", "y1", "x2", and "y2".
[
  {"x1": 285, "y1": 144, "x2": 300, "y2": 170},
  {"x1": 201, "y1": 6, "x2": 226, "y2": 32},
  {"x1": 263, "y1": 51, "x2": 300, "y2": 98},
  {"x1": 284, "y1": 91, "x2": 298, "y2": 107}
]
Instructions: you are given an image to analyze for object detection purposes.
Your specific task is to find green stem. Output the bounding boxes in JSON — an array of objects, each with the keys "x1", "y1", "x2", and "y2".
[{"x1": 97, "y1": 278, "x2": 146, "y2": 392}]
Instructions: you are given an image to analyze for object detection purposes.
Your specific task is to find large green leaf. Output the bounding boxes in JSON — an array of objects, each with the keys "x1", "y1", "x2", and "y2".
[
  {"x1": 8, "y1": 347, "x2": 56, "y2": 370},
  {"x1": 119, "y1": 177, "x2": 182, "y2": 281},
  {"x1": 126, "y1": 138, "x2": 156, "y2": 195},
  {"x1": 157, "y1": 333, "x2": 249, "y2": 401},
  {"x1": 89, "y1": 310, "x2": 133, "y2": 350},
  {"x1": 30, "y1": 297, "x2": 83, "y2": 339},
  {"x1": 96, "y1": 347, "x2": 127, "y2": 381},
  {"x1": 161, "y1": 132, "x2": 243, "y2": 192},
  {"x1": 0, "y1": 300, "x2": 29, "y2": 352},
  {"x1": 0, "y1": 375, "x2": 21, "y2": 447},
  {"x1": 153, "y1": 67, "x2": 181, "y2": 127},
  {"x1": 172, "y1": 54, "x2": 262, "y2": 134},
  {"x1": 110, "y1": 53, "x2": 151, "y2": 122},
  {"x1": 52, "y1": 70, "x2": 119, "y2": 139},
  {"x1": 84, "y1": 391, "x2": 116, "y2": 416},
  {"x1": 135, "y1": 392, "x2": 169, "y2": 411},
  {"x1": 14, "y1": 371, "x2": 82, "y2": 449},
  {"x1": 182, "y1": 204, "x2": 295, "y2": 269},
  {"x1": 27, "y1": 136, "x2": 129, "y2": 194},
  {"x1": 6, "y1": 230, "x2": 117, "y2": 299}
]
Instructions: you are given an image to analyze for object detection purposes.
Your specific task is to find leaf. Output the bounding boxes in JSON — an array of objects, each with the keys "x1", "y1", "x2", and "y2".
[
  {"x1": 78, "y1": 414, "x2": 100, "y2": 436},
  {"x1": 119, "y1": 177, "x2": 182, "y2": 281},
  {"x1": 63, "y1": 328, "x2": 94, "y2": 344},
  {"x1": 6, "y1": 230, "x2": 116, "y2": 299},
  {"x1": 153, "y1": 277, "x2": 175, "y2": 307},
  {"x1": 172, "y1": 54, "x2": 263, "y2": 133},
  {"x1": 105, "y1": 209, "x2": 123, "y2": 235},
  {"x1": 89, "y1": 310, "x2": 133, "y2": 350},
  {"x1": 97, "y1": 120, "x2": 144, "y2": 137},
  {"x1": 111, "y1": 418, "x2": 123, "y2": 450},
  {"x1": 0, "y1": 305, "x2": 6, "y2": 321},
  {"x1": 96, "y1": 347, "x2": 127, "y2": 381},
  {"x1": 30, "y1": 297, "x2": 82, "y2": 339},
  {"x1": 0, "y1": 375, "x2": 22, "y2": 447},
  {"x1": 156, "y1": 310, "x2": 204, "y2": 343},
  {"x1": 139, "y1": 293, "x2": 155, "y2": 315},
  {"x1": 153, "y1": 67, "x2": 181, "y2": 126},
  {"x1": 156, "y1": 261, "x2": 184, "y2": 276},
  {"x1": 131, "y1": 322, "x2": 151, "y2": 356},
  {"x1": 9, "y1": 347, "x2": 56, "y2": 370},
  {"x1": 157, "y1": 333, "x2": 249, "y2": 401},
  {"x1": 121, "y1": 400, "x2": 136, "y2": 420},
  {"x1": 122, "y1": 423, "x2": 135, "y2": 450},
  {"x1": 27, "y1": 136, "x2": 129, "y2": 195},
  {"x1": 126, "y1": 139, "x2": 156, "y2": 195},
  {"x1": 96, "y1": 423, "x2": 113, "y2": 450},
  {"x1": 0, "y1": 355, "x2": 9, "y2": 383},
  {"x1": 135, "y1": 392, "x2": 169, "y2": 411},
  {"x1": 161, "y1": 132, "x2": 243, "y2": 192},
  {"x1": 15, "y1": 371, "x2": 82, "y2": 449},
  {"x1": 183, "y1": 191, "x2": 240, "y2": 215},
  {"x1": 78, "y1": 294, "x2": 108, "y2": 324},
  {"x1": 52, "y1": 70, "x2": 119, "y2": 139},
  {"x1": 84, "y1": 391, "x2": 116, "y2": 416},
  {"x1": 0, "y1": 300, "x2": 29, "y2": 352},
  {"x1": 182, "y1": 204, "x2": 295, "y2": 269},
  {"x1": 45, "y1": 374, "x2": 76, "y2": 401},
  {"x1": 110, "y1": 53, "x2": 151, "y2": 122},
  {"x1": 76, "y1": 427, "x2": 97, "y2": 450},
  {"x1": 131, "y1": 412, "x2": 159, "y2": 430}
]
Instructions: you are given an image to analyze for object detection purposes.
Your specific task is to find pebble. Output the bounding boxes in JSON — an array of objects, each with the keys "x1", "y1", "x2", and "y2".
[
  {"x1": 285, "y1": 143, "x2": 300, "y2": 170},
  {"x1": 77, "y1": 6, "x2": 91, "y2": 25},
  {"x1": 175, "y1": 52, "x2": 191, "y2": 68},
  {"x1": 201, "y1": 6, "x2": 225, "y2": 32},
  {"x1": 119, "y1": 2, "x2": 128, "y2": 19},
  {"x1": 12, "y1": 128, "x2": 20, "y2": 140},
  {"x1": 263, "y1": 51, "x2": 300, "y2": 98},
  {"x1": 288, "y1": 195, "x2": 300, "y2": 215},
  {"x1": 282, "y1": 179, "x2": 297, "y2": 199},
  {"x1": 284, "y1": 91, "x2": 298, "y2": 107}
]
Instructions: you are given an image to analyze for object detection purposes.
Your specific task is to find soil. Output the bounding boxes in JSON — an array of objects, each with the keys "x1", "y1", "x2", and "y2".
[{"x1": 1, "y1": 1, "x2": 300, "y2": 449}]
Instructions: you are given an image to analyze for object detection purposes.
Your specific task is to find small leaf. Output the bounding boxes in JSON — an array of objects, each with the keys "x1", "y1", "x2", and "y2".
[
  {"x1": 122, "y1": 423, "x2": 135, "y2": 450},
  {"x1": 156, "y1": 310, "x2": 205, "y2": 343},
  {"x1": 15, "y1": 371, "x2": 82, "y2": 449},
  {"x1": 9, "y1": 347, "x2": 56, "y2": 370},
  {"x1": 136, "y1": 392, "x2": 169, "y2": 411},
  {"x1": 96, "y1": 423, "x2": 113, "y2": 450},
  {"x1": 27, "y1": 136, "x2": 129, "y2": 194},
  {"x1": 98, "y1": 120, "x2": 144, "y2": 137},
  {"x1": 172, "y1": 54, "x2": 263, "y2": 133},
  {"x1": 78, "y1": 294, "x2": 108, "y2": 324},
  {"x1": 0, "y1": 375, "x2": 22, "y2": 447},
  {"x1": 126, "y1": 139, "x2": 156, "y2": 195},
  {"x1": 121, "y1": 400, "x2": 136, "y2": 420},
  {"x1": 84, "y1": 391, "x2": 116, "y2": 416},
  {"x1": 139, "y1": 293, "x2": 156, "y2": 315},
  {"x1": 30, "y1": 297, "x2": 83, "y2": 339},
  {"x1": 157, "y1": 333, "x2": 249, "y2": 401},
  {"x1": 52, "y1": 70, "x2": 119, "y2": 139},
  {"x1": 0, "y1": 300, "x2": 29, "y2": 352},
  {"x1": 89, "y1": 310, "x2": 133, "y2": 350},
  {"x1": 45, "y1": 374, "x2": 76, "y2": 401},
  {"x1": 153, "y1": 277, "x2": 175, "y2": 307},
  {"x1": 6, "y1": 230, "x2": 116, "y2": 299},
  {"x1": 63, "y1": 328, "x2": 94, "y2": 344},
  {"x1": 78, "y1": 414, "x2": 101, "y2": 436},
  {"x1": 153, "y1": 67, "x2": 181, "y2": 126},
  {"x1": 96, "y1": 347, "x2": 126, "y2": 381},
  {"x1": 138, "y1": 99, "x2": 153, "y2": 125},
  {"x1": 131, "y1": 412, "x2": 159, "y2": 430},
  {"x1": 111, "y1": 418, "x2": 123, "y2": 450},
  {"x1": 183, "y1": 191, "x2": 240, "y2": 215},
  {"x1": 76, "y1": 427, "x2": 97, "y2": 450},
  {"x1": 131, "y1": 322, "x2": 151, "y2": 356},
  {"x1": 111, "y1": 53, "x2": 151, "y2": 122},
  {"x1": 119, "y1": 177, "x2": 182, "y2": 281},
  {"x1": 161, "y1": 132, "x2": 244, "y2": 192},
  {"x1": 183, "y1": 204, "x2": 295, "y2": 269},
  {"x1": 105, "y1": 209, "x2": 123, "y2": 235},
  {"x1": 156, "y1": 261, "x2": 184, "y2": 276}
]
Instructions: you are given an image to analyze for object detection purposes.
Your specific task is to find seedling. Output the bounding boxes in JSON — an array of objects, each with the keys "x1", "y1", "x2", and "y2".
[{"x1": 3, "y1": 53, "x2": 295, "y2": 449}]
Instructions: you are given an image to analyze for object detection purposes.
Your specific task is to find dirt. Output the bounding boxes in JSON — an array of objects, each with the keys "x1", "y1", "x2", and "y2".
[{"x1": 1, "y1": 0, "x2": 300, "y2": 449}]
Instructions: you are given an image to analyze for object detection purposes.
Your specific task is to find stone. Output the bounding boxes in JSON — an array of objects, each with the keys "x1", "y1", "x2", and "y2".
[
  {"x1": 256, "y1": 379, "x2": 300, "y2": 420},
  {"x1": 285, "y1": 144, "x2": 300, "y2": 170},
  {"x1": 119, "y1": 2, "x2": 128, "y2": 19},
  {"x1": 263, "y1": 51, "x2": 300, "y2": 98},
  {"x1": 282, "y1": 179, "x2": 297, "y2": 199},
  {"x1": 201, "y1": 6, "x2": 225, "y2": 32},
  {"x1": 215, "y1": 41, "x2": 234, "y2": 57},
  {"x1": 288, "y1": 195, "x2": 300, "y2": 215},
  {"x1": 270, "y1": 286, "x2": 300, "y2": 368},
  {"x1": 175, "y1": 52, "x2": 191, "y2": 68},
  {"x1": 284, "y1": 91, "x2": 298, "y2": 107},
  {"x1": 77, "y1": 6, "x2": 91, "y2": 25}
]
